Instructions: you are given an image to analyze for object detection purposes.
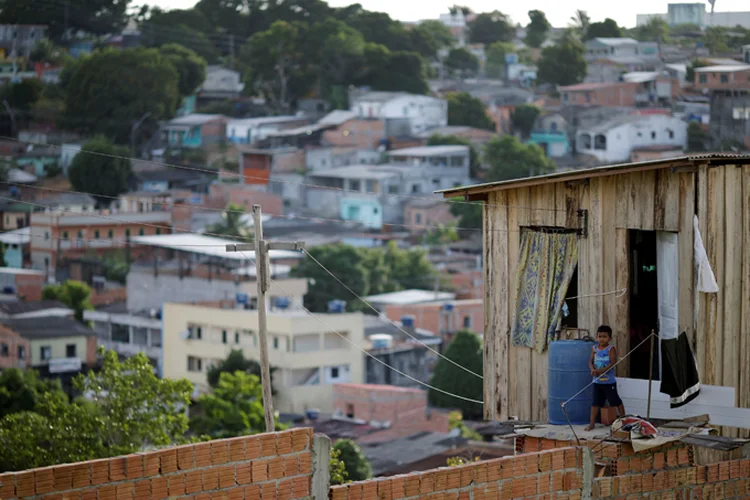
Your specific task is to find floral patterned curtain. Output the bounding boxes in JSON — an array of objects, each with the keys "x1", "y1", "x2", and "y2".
[{"x1": 510, "y1": 229, "x2": 579, "y2": 352}]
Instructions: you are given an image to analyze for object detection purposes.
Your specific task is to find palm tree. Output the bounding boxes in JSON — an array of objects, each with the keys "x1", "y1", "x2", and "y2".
[
  {"x1": 569, "y1": 10, "x2": 590, "y2": 38},
  {"x1": 209, "y1": 203, "x2": 253, "y2": 240}
]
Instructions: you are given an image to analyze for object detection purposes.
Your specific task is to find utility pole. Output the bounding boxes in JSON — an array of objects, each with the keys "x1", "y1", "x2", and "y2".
[{"x1": 226, "y1": 205, "x2": 304, "y2": 432}]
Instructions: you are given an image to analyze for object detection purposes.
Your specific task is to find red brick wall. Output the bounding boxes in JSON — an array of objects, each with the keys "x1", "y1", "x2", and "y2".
[
  {"x1": 403, "y1": 204, "x2": 458, "y2": 233},
  {"x1": 228, "y1": 189, "x2": 283, "y2": 216},
  {"x1": 15, "y1": 273, "x2": 43, "y2": 301},
  {"x1": 322, "y1": 120, "x2": 385, "y2": 149},
  {"x1": 0, "y1": 325, "x2": 30, "y2": 369},
  {"x1": 0, "y1": 429, "x2": 314, "y2": 500},
  {"x1": 595, "y1": 458, "x2": 750, "y2": 499},
  {"x1": 384, "y1": 301, "x2": 484, "y2": 336},
  {"x1": 330, "y1": 447, "x2": 587, "y2": 500}
]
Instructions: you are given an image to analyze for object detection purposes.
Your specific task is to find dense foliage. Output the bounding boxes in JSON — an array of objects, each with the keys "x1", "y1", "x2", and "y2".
[{"x1": 427, "y1": 330, "x2": 484, "y2": 419}]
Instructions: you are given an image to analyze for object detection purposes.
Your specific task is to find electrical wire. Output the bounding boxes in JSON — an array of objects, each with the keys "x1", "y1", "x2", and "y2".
[
  {"x1": 301, "y1": 248, "x2": 483, "y2": 380},
  {"x1": 250, "y1": 256, "x2": 483, "y2": 406}
]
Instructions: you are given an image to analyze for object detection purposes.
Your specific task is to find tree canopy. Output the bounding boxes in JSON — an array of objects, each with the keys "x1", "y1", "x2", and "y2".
[
  {"x1": 209, "y1": 203, "x2": 253, "y2": 240},
  {"x1": 291, "y1": 242, "x2": 439, "y2": 312},
  {"x1": 510, "y1": 104, "x2": 541, "y2": 139},
  {"x1": 485, "y1": 135, "x2": 554, "y2": 182},
  {"x1": 444, "y1": 48, "x2": 480, "y2": 78},
  {"x1": 584, "y1": 18, "x2": 623, "y2": 41},
  {"x1": 537, "y1": 34, "x2": 587, "y2": 87},
  {"x1": 67, "y1": 137, "x2": 132, "y2": 202},
  {"x1": 468, "y1": 11, "x2": 514, "y2": 45},
  {"x1": 42, "y1": 280, "x2": 94, "y2": 322},
  {"x1": 159, "y1": 44, "x2": 208, "y2": 97},
  {"x1": 0, "y1": 350, "x2": 193, "y2": 472},
  {"x1": 525, "y1": 10, "x2": 551, "y2": 48},
  {"x1": 333, "y1": 439, "x2": 372, "y2": 482},
  {"x1": 0, "y1": 369, "x2": 67, "y2": 420},
  {"x1": 60, "y1": 48, "x2": 180, "y2": 144},
  {"x1": 427, "y1": 330, "x2": 484, "y2": 419},
  {"x1": 449, "y1": 199, "x2": 482, "y2": 232},
  {"x1": 446, "y1": 92, "x2": 495, "y2": 131},
  {"x1": 484, "y1": 41, "x2": 514, "y2": 79},
  {"x1": 206, "y1": 349, "x2": 277, "y2": 396}
]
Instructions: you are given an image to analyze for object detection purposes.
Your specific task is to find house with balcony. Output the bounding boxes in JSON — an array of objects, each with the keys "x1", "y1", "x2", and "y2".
[
  {"x1": 162, "y1": 114, "x2": 227, "y2": 149},
  {"x1": 161, "y1": 303, "x2": 365, "y2": 412},
  {"x1": 386, "y1": 145, "x2": 472, "y2": 192},
  {"x1": 575, "y1": 114, "x2": 687, "y2": 164},
  {"x1": 226, "y1": 115, "x2": 310, "y2": 145},
  {"x1": 349, "y1": 91, "x2": 448, "y2": 136}
]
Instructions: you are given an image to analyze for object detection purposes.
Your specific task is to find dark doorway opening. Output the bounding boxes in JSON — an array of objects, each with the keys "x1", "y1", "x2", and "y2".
[{"x1": 628, "y1": 230, "x2": 659, "y2": 380}]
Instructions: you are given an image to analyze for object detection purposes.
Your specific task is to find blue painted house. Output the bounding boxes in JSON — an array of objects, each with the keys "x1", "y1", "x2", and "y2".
[
  {"x1": 528, "y1": 113, "x2": 570, "y2": 158},
  {"x1": 340, "y1": 197, "x2": 383, "y2": 229},
  {"x1": 0, "y1": 227, "x2": 30, "y2": 268},
  {"x1": 14, "y1": 146, "x2": 59, "y2": 177},
  {"x1": 162, "y1": 114, "x2": 227, "y2": 149}
]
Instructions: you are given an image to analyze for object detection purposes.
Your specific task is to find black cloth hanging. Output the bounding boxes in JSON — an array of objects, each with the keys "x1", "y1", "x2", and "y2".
[{"x1": 660, "y1": 331, "x2": 701, "y2": 408}]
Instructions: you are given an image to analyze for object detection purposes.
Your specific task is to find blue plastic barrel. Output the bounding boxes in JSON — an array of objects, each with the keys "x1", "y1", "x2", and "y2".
[{"x1": 548, "y1": 339, "x2": 596, "y2": 425}]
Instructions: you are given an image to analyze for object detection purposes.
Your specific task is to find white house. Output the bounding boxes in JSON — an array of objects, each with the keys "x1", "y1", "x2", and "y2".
[
  {"x1": 226, "y1": 115, "x2": 309, "y2": 144},
  {"x1": 576, "y1": 114, "x2": 687, "y2": 163},
  {"x1": 584, "y1": 38, "x2": 662, "y2": 82},
  {"x1": 305, "y1": 147, "x2": 381, "y2": 172},
  {"x1": 199, "y1": 66, "x2": 245, "y2": 99},
  {"x1": 350, "y1": 92, "x2": 448, "y2": 136}
]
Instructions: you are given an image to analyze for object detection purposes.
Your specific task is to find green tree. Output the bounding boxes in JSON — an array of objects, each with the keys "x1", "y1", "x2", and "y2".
[
  {"x1": 449, "y1": 199, "x2": 482, "y2": 231},
  {"x1": 422, "y1": 224, "x2": 459, "y2": 245},
  {"x1": 29, "y1": 40, "x2": 70, "y2": 65},
  {"x1": 427, "y1": 330, "x2": 484, "y2": 419},
  {"x1": 510, "y1": 104, "x2": 541, "y2": 139},
  {"x1": 60, "y1": 48, "x2": 180, "y2": 144},
  {"x1": 0, "y1": 350, "x2": 193, "y2": 472},
  {"x1": 414, "y1": 20, "x2": 455, "y2": 52},
  {"x1": 140, "y1": 8, "x2": 220, "y2": 63},
  {"x1": 633, "y1": 17, "x2": 670, "y2": 44},
  {"x1": 191, "y1": 371, "x2": 278, "y2": 438},
  {"x1": 68, "y1": 137, "x2": 132, "y2": 202},
  {"x1": 329, "y1": 447, "x2": 348, "y2": 485},
  {"x1": 1, "y1": 79, "x2": 44, "y2": 111},
  {"x1": 0, "y1": 0, "x2": 131, "y2": 41},
  {"x1": 584, "y1": 18, "x2": 622, "y2": 41},
  {"x1": 209, "y1": 203, "x2": 253, "y2": 240},
  {"x1": 42, "y1": 280, "x2": 94, "y2": 322},
  {"x1": 427, "y1": 134, "x2": 481, "y2": 177},
  {"x1": 537, "y1": 34, "x2": 587, "y2": 86},
  {"x1": 160, "y1": 44, "x2": 208, "y2": 97},
  {"x1": 525, "y1": 10, "x2": 551, "y2": 48},
  {"x1": 206, "y1": 349, "x2": 277, "y2": 395},
  {"x1": 0, "y1": 369, "x2": 67, "y2": 420},
  {"x1": 484, "y1": 41, "x2": 514, "y2": 79},
  {"x1": 704, "y1": 27, "x2": 731, "y2": 53},
  {"x1": 358, "y1": 46, "x2": 429, "y2": 95},
  {"x1": 382, "y1": 241, "x2": 439, "y2": 292},
  {"x1": 569, "y1": 10, "x2": 590, "y2": 38},
  {"x1": 686, "y1": 58, "x2": 710, "y2": 83},
  {"x1": 468, "y1": 11, "x2": 514, "y2": 45},
  {"x1": 333, "y1": 439, "x2": 372, "y2": 482},
  {"x1": 444, "y1": 48, "x2": 480, "y2": 78},
  {"x1": 291, "y1": 243, "x2": 371, "y2": 312},
  {"x1": 485, "y1": 135, "x2": 554, "y2": 182},
  {"x1": 446, "y1": 92, "x2": 495, "y2": 131},
  {"x1": 687, "y1": 122, "x2": 710, "y2": 152}
]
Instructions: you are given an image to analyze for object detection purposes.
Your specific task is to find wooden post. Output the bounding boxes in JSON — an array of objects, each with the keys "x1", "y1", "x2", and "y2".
[
  {"x1": 252, "y1": 205, "x2": 275, "y2": 433},
  {"x1": 647, "y1": 330, "x2": 656, "y2": 419},
  {"x1": 225, "y1": 208, "x2": 304, "y2": 434}
]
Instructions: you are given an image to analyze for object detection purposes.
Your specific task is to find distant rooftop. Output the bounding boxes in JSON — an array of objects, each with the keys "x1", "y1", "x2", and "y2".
[
  {"x1": 589, "y1": 37, "x2": 639, "y2": 46},
  {"x1": 558, "y1": 81, "x2": 632, "y2": 91},
  {"x1": 387, "y1": 145, "x2": 469, "y2": 157},
  {"x1": 130, "y1": 233, "x2": 303, "y2": 262},
  {"x1": 318, "y1": 110, "x2": 357, "y2": 126},
  {"x1": 5, "y1": 315, "x2": 96, "y2": 339},
  {"x1": 0, "y1": 300, "x2": 69, "y2": 316},
  {"x1": 622, "y1": 71, "x2": 661, "y2": 83},
  {"x1": 165, "y1": 114, "x2": 224, "y2": 127},
  {"x1": 363, "y1": 289, "x2": 456, "y2": 306},
  {"x1": 352, "y1": 91, "x2": 409, "y2": 103},
  {"x1": 36, "y1": 192, "x2": 96, "y2": 207},
  {"x1": 0, "y1": 266, "x2": 42, "y2": 276},
  {"x1": 227, "y1": 115, "x2": 304, "y2": 126},
  {"x1": 307, "y1": 165, "x2": 402, "y2": 181},
  {"x1": 694, "y1": 65, "x2": 750, "y2": 73}
]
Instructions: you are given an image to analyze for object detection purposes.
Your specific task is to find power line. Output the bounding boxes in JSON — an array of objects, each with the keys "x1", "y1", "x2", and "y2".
[
  {"x1": 255, "y1": 258, "x2": 484, "y2": 406},
  {"x1": 301, "y1": 248, "x2": 483, "y2": 380},
  {"x1": 1, "y1": 136, "x2": 566, "y2": 212}
]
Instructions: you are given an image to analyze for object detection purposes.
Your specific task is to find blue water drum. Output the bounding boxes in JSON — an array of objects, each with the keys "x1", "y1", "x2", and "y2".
[{"x1": 548, "y1": 339, "x2": 596, "y2": 425}]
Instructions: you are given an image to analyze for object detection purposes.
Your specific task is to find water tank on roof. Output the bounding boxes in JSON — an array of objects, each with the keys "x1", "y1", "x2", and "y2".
[
  {"x1": 370, "y1": 334, "x2": 393, "y2": 350},
  {"x1": 274, "y1": 297, "x2": 290, "y2": 310},
  {"x1": 401, "y1": 315, "x2": 415, "y2": 328},
  {"x1": 306, "y1": 409, "x2": 320, "y2": 421},
  {"x1": 327, "y1": 300, "x2": 346, "y2": 313},
  {"x1": 442, "y1": 303, "x2": 454, "y2": 312}
]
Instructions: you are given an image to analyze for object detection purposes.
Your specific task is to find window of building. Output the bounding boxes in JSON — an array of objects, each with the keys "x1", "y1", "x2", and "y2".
[
  {"x1": 40, "y1": 346, "x2": 51, "y2": 361},
  {"x1": 463, "y1": 315, "x2": 472, "y2": 328},
  {"x1": 273, "y1": 337, "x2": 279, "y2": 349},
  {"x1": 222, "y1": 330, "x2": 227, "y2": 344},
  {"x1": 594, "y1": 134, "x2": 607, "y2": 150},
  {"x1": 331, "y1": 366, "x2": 339, "y2": 378},
  {"x1": 699, "y1": 74, "x2": 707, "y2": 84},
  {"x1": 235, "y1": 332, "x2": 240, "y2": 344},
  {"x1": 0, "y1": 343, "x2": 8, "y2": 356},
  {"x1": 349, "y1": 180, "x2": 361, "y2": 191},
  {"x1": 66, "y1": 344, "x2": 77, "y2": 358},
  {"x1": 667, "y1": 129, "x2": 674, "y2": 139},
  {"x1": 411, "y1": 184, "x2": 421, "y2": 194},
  {"x1": 62, "y1": 231, "x2": 69, "y2": 240},
  {"x1": 651, "y1": 131, "x2": 656, "y2": 140},
  {"x1": 579, "y1": 134, "x2": 592, "y2": 149},
  {"x1": 106, "y1": 229, "x2": 112, "y2": 239},
  {"x1": 17, "y1": 345, "x2": 25, "y2": 360},
  {"x1": 44, "y1": 231, "x2": 49, "y2": 241},
  {"x1": 77, "y1": 230, "x2": 83, "y2": 239},
  {"x1": 415, "y1": 213, "x2": 422, "y2": 225},
  {"x1": 187, "y1": 356, "x2": 203, "y2": 372},
  {"x1": 139, "y1": 228, "x2": 145, "y2": 236},
  {"x1": 373, "y1": 207, "x2": 378, "y2": 214},
  {"x1": 112, "y1": 324, "x2": 130, "y2": 343},
  {"x1": 388, "y1": 185, "x2": 399, "y2": 194},
  {"x1": 94, "y1": 229, "x2": 100, "y2": 239},
  {"x1": 346, "y1": 403, "x2": 355, "y2": 418},
  {"x1": 156, "y1": 227, "x2": 162, "y2": 235},
  {"x1": 720, "y1": 74, "x2": 729, "y2": 83}
]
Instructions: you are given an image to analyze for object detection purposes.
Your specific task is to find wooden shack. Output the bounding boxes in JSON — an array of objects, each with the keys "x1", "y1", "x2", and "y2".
[{"x1": 441, "y1": 154, "x2": 750, "y2": 424}]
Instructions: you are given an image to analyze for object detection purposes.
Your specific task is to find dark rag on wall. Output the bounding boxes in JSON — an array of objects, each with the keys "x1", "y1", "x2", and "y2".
[{"x1": 660, "y1": 331, "x2": 701, "y2": 409}]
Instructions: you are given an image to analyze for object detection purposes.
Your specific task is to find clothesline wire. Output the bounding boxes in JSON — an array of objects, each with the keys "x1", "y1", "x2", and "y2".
[
  {"x1": 1, "y1": 180, "x2": 576, "y2": 236},
  {"x1": 566, "y1": 288, "x2": 628, "y2": 301},
  {"x1": 301, "y1": 248, "x2": 483, "y2": 380},
  {"x1": 258, "y1": 259, "x2": 484, "y2": 405},
  {"x1": 2, "y1": 135, "x2": 568, "y2": 213}
]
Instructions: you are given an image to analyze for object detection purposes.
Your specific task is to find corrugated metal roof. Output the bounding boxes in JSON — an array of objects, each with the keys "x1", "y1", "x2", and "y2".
[{"x1": 438, "y1": 153, "x2": 750, "y2": 198}]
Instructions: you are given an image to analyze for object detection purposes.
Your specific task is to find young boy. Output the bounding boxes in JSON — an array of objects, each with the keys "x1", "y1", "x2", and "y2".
[{"x1": 585, "y1": 325, "x2": 626, "y2": 431}]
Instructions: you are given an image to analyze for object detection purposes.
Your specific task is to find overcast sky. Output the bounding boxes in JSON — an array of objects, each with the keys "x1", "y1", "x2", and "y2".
[{"x1": 138, "y1": 0, "x2": 748, "y2": 28}]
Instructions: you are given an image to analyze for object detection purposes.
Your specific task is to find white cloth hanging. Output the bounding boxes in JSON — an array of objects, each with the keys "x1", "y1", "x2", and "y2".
[{"x1": 693, "y1": 215, "x2": 719, "y2": 293}]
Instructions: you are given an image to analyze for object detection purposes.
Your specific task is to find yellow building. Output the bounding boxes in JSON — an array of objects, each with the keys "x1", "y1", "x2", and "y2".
[{"x1": 161, "y1": 303, "x2": 365, "y2": 413}]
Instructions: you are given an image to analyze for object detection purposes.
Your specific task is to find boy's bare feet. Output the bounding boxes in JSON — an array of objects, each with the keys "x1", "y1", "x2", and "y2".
[{"x1": 584, "y1": 424, "x2": 595, "y2": 431}]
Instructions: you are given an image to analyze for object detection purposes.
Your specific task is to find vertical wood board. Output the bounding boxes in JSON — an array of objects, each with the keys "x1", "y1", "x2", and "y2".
[
  {"x1": 704, "y1": 167, "x2": 725, "y2": 386},
  {"x1": 614, "y1": 228, "x2": 630, "y2": 377},
  {"x1": 740, "y1": 166, "x2": 750, "y2": 411},
  {"x1": 722, "y1": 166, "x2": 742, "y2": 405},
  {"x1": 677, "y1": 173, "x2": 696, "y2": 346}
]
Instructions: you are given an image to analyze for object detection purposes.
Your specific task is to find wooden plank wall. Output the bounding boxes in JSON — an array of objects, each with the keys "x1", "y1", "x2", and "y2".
[{"x1": 483, "y1": 165, "x2": 750, "y2": 425}]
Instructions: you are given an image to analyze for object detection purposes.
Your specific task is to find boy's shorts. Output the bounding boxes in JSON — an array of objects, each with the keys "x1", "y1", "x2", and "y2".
[{"x1": 592, "y1": 383, "x2": 622, "y2": 407}]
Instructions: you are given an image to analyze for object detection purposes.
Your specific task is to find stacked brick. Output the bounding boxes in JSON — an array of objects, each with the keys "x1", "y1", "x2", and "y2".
[
  {"x1": 594, "y1": 458, "x2": 750, "y2": 498},
  {"x1": 329, "y1": 447, "x2": 587, "y2": 500},
  {"x1": 0, "y1": 428, "x2": 314, "y2": 500}
]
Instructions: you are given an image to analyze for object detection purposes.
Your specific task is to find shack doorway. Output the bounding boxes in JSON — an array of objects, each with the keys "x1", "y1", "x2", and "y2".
[{"x1": 628, "y1": 230, "x2": 659, "y2": 380}]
